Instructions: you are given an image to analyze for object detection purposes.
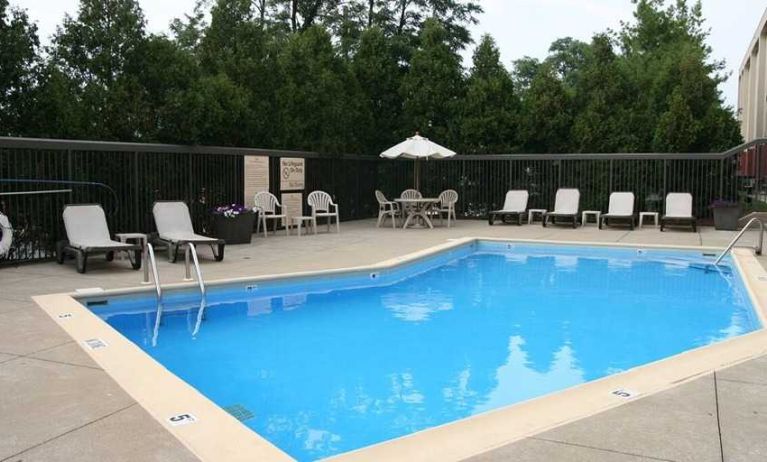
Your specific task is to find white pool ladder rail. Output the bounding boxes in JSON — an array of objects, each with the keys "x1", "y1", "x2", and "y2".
[
  {"x1": 146, "y1": 243, "x2": 163, "y2": 300},
  {"x1": 184, "y1": 244, "x2": 208, "y2": 336},
  {"x1": 184, "y1": 243, "x2": 206, "y2": 299},
  {"x1": 713, "y1": 217, "x2": 764, "y2": 266}
]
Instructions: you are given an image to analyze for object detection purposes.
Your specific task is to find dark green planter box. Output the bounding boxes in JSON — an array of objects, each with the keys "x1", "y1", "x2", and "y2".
[
  {"x1": 713, "y1": 206, "x2": 742, "y2": 231},
  {"x1": 213, "y1": 212, "x2": 255, "y2": 244}
]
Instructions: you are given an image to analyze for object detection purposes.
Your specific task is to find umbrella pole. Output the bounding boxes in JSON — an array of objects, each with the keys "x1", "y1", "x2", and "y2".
[{"x1": 415, "y1": 159, "x2": 420, "y2": 191}]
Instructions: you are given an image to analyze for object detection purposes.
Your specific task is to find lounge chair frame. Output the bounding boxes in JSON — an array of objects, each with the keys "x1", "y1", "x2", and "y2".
[
  {"x1": 152, "y1": 201, "x2": 225, "y2": 263},
  {"x1": 488, "y1": 190, "x2": 528, "y2": 226},
  {"x1": 56, "y1": 204, "x2": 142, "y2": 274},
  {"x1": 660, "y1": 193, "x2": 697, "y2": 232},
  {"x1": 599, "y1": 192, "x2": 636, "y2": 230},
  {"x1": 543, "y1": 189, "x2": 580, "y2": 229}
]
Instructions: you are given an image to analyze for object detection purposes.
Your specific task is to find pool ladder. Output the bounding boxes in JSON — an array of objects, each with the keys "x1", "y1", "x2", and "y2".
[
  {"x1": 713, "y1": 217, "x2": 764, "y2": 267},
  {"x1": 146, "y1": 243, "x2": 208, "y2": 344},
  {"x1": 184, "y1": 244, "x2": 208, "y2": 336}
]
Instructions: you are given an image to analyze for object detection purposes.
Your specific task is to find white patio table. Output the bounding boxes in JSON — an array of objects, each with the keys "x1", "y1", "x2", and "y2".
[{"x1": 395, "y1": 198, "x2": 440, "y2": 229}]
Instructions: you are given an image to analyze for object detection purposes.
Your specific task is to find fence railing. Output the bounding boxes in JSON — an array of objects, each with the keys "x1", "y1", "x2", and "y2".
[{"x1": 1, "y1": 136, "x2": 766, "y2": 264}]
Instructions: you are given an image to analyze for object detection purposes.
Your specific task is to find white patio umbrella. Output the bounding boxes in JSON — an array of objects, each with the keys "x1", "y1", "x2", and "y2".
[{"x1": 380, "y1": 133, "x2": 456, "y2": 190}]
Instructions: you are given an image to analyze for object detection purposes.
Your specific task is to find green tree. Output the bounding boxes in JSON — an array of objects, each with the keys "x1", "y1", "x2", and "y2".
[
  {"x1": 400, "y1": 19, "x2": 465, "y2": 144},
  {"x1": 275, "y1": 26, "x2": 365, "y2": 153},
  {"x1": 352, "y1": 26, "x2": 402, "y2": 155},
  {"x1": 571, "y1": 34, "x2": 638, "y2": 152},
  {"x1": 197, "y1": 0, "x2": 283, "y2": 146},
  {"x1": 520, "y1": 65, "x2": 572, "y2": 153},
  {"x1": 48, "y1": 0, "x2": 149, "y2": 140},
  {"x1": 134, "y1": 36, "x2": 201, "y2": 143},
  {"x1": 620, "y1": 0, "x2": 741, "y2": 151},
  {"x1": 511, "y1": 56, "x2": 540, "y2": 94},
  {"x1": 459, "y1": 35, "x2": 519, "y2": 154},
  {"x1": 0, "y1": 0, "x2": 39, "y2": 136},
  {"x1": 545, "y1": 37, "x2": 588, "y2": 88}
]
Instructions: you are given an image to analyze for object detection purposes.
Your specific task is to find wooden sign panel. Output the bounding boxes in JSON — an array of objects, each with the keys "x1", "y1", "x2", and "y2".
[
  {"x1": 280, "y1": 158, "x2": 305, "y2": 191},
  {"x1": 244, "y1": 156, "x2": 270, "y2": 208},
  {"x1": 280, "y1": 192, "x2": 303, "y2": 227}
]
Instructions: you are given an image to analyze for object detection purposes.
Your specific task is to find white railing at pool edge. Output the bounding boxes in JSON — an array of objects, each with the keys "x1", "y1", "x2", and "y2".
[
  {"x1": 713, "y1": 218, "x2": 764, "y2": 267},
  {"x1": 147, "y1": 243, "x2": 165, "y2": 347},
  {"x1": 184, "y1": 244, "x2": 208, "y2": 337},
  {"x1": 184, "y1": 244, "x2": 206, "y2": 299},
  {"x1": 146, "y1": 243, "x2": 162, "y2": 300}
]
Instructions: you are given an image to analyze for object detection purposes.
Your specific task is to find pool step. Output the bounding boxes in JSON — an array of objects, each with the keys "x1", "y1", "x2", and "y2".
[{"x1": 223, "y1": 404, "x2": 255, "y2": 422}]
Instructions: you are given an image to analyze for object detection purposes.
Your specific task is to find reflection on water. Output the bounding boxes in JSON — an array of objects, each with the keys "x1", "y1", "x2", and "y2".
[
  {"x1": 380, "y1": 291, "x2": 454, "y2": 322},
  {"x1": 104, "y1": 250, "x2": 759, "y2": 461}
]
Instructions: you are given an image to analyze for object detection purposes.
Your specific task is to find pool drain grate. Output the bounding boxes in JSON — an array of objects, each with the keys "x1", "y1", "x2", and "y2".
[{"x1": 223, "y1": 404, "x2": 255, "y2": 422}]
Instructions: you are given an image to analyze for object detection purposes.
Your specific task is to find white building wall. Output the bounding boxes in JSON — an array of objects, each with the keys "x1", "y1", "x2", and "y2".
[{"x1": 739, "y1": 9, "x2": 767, "y2": 142}]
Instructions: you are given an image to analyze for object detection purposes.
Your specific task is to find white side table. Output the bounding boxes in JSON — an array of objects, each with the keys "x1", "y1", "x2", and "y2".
[
  {"x1": 291, "y1": 216, "x2": 316, "y2": 236},
  {"x1": 115, "y1": 232, "x2": 149, "y2": 284},
  {"x1": 639, "y1": 212, "x2": 659, "y2": 228},
  {"x1": 581, "y1": 210, "x2": 601, "y2": 227},
  {"x1": 528, "y1": 209, "x2": 547, "y2": 224}
]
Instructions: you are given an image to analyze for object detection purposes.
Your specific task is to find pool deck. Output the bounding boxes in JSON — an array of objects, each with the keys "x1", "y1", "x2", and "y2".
[{"x1": 2, "y1": 218, "x2": 766, "y2": 462}]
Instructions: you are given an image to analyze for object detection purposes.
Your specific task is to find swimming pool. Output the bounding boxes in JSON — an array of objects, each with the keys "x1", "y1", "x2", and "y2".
[{"x1": 89, "y1": 241, "x2": 759, "y2": 461}]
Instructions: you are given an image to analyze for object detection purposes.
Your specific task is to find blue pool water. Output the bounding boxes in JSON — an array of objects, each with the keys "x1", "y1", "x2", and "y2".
[{"x1": 92, "y1": 242, "x2": 760, "y2": 460}]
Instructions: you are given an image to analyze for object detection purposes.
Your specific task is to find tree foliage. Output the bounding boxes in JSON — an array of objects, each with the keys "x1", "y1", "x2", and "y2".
[
  {"x1": 2, "y1": 0, "x2": 742, "y2": 154},
  {"x1": 0, "y1": 0, "x2": 39, "y2": 135}
]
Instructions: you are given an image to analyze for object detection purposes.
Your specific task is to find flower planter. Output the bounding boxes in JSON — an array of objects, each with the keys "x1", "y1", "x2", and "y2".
[
  {"x1": 213, "y1": 212, "x2": 255, "y2": 244},
  {"x1": 712, "y1": 206, "x2": 742, "y2": 231}
]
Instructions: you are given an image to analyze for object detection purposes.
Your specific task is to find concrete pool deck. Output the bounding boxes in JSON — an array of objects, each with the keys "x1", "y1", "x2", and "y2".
[{"x1": 2, "y1": 219, "x2": 766, "y2": 461}]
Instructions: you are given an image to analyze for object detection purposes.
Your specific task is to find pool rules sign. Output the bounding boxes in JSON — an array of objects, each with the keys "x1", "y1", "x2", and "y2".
[
  {"x1": 280, "y1": 158, "x2": 305, "y2": 191},
  {"x1": 243, "y1": 155, "x2": 269, "y2": 208}
]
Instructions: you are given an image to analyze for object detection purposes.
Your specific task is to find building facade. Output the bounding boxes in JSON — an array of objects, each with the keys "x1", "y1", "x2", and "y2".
[{"x1": 739, "y1": 8, "x2": 767, "y2": 142}]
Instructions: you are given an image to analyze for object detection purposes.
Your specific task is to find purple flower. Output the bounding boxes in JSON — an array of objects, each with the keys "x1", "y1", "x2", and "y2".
[
  {"x1": 709, "y1": 199, "x2": 739, "y2": 208},
  {"x1": 212, "y1": 203, "x2": 251, "y2": 218}
]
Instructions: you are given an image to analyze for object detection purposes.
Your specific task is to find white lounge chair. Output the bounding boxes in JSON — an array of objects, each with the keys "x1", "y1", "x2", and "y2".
[
  {"x1": 435, "y1": 189, "x2": 458, "y2": 227},
  {"x1": 600, "y1": 192, "x2": 635, "y2": 229},
  {"x1": 152, "y1": 201, "x2": 225, "y2": 262},
  {"x1": 375, "y1": 190, "x2": 399, "y2": 228},
  {"x1": 57, "y1": 204, "x2": 142, "y2": 273},
  {"x1": 543, "y1": 189, "x2": 580, "y2": 228},
  {"x1": 489, "y1": 190, "x2": 529, "y2": 225},
  {"x1": 253, "y1": 192, "x2": 288, "y2": 237},
  {"x1": 308, "y1": 190, "x2": 340, "y2": 233},
  {"x1": 661, "y1": 193, "x2": 697, "y2": 232}
]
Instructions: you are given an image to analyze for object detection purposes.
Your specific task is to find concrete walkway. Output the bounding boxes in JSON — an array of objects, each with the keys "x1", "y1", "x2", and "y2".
[{"x1": 0, "y1": 219, "x2": 765, "y2": 461}]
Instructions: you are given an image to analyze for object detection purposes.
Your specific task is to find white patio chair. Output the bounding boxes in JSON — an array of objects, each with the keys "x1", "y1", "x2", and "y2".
[
  {"x1": 399, "y1": 189, "x2": 422, "y2": 223},
  {"x1": 400, "y1": 189, "x2": 422, "y2": 200},
  {"x1": 253, "y1": 191, "x2": 288, "y2": 237},
  {"x1": 488, "y1": 190, "x2": 529, "y2": 225},
  {"x1": 600, "y1": 192, "x2": 635, "y2": 229},
  {"x1": 543, "y1": 189, "x2": 580, "y2": 228},
  {"x1": 375, "y1": 190, "x2": 399, "y2": 228},
  {"x1": 57, "y1": 204, "x2": 142, "y2": 273},
  {"x1": 661, "y1": 193, "x2": 697, "y2": 232},
  {"x1": 152, "y1": 201, "x2": 225, "y2": 262},
  {"x1": 308, "y1": 190, "x2": 340, "y2": 233},
  {"x1": 435, "y1": 189, "x2": 458, "y2": 227}
]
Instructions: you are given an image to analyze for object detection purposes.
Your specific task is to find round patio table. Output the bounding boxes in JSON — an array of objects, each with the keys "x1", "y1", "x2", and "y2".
[{"x1": 395, "y1": 198, "x2": 440, "y2": 229}]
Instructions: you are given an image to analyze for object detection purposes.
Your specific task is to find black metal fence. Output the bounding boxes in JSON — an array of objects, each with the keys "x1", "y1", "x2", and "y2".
[{"x1": 1, "y1": 136, "x2": 766, "y2": 264}]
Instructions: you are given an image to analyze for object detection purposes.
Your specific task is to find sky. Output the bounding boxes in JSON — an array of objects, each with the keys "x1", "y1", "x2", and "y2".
[{"x1": 13, "y1": 0, "x2": 767, "y2": 109}]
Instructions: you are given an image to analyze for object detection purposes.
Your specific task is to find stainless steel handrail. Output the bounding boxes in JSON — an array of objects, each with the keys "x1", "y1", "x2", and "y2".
[
  {"x1": 184, "y1": 244, "x2": 207, "y2": 337},
  {"x1": 147, "y1": 243, "x2": 164, "y2": 347},
  {"x1": 713, "y1": 218, "x2": 764, "y2": 266},
  {"x1": 146, "y1": 243, "x2": 162, "y2": 300},
  {"x1": 184, "y1": 244, "x2": 206, "y2": 299}
]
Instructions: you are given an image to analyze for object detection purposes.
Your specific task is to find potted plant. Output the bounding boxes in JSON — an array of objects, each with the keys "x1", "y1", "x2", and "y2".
[
  {"x1": 710, "y1": 199, "x2": 742, "y2": 231},
  {"x1": 212, "y1": 204, "x2": 255, "y2": 244}
]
